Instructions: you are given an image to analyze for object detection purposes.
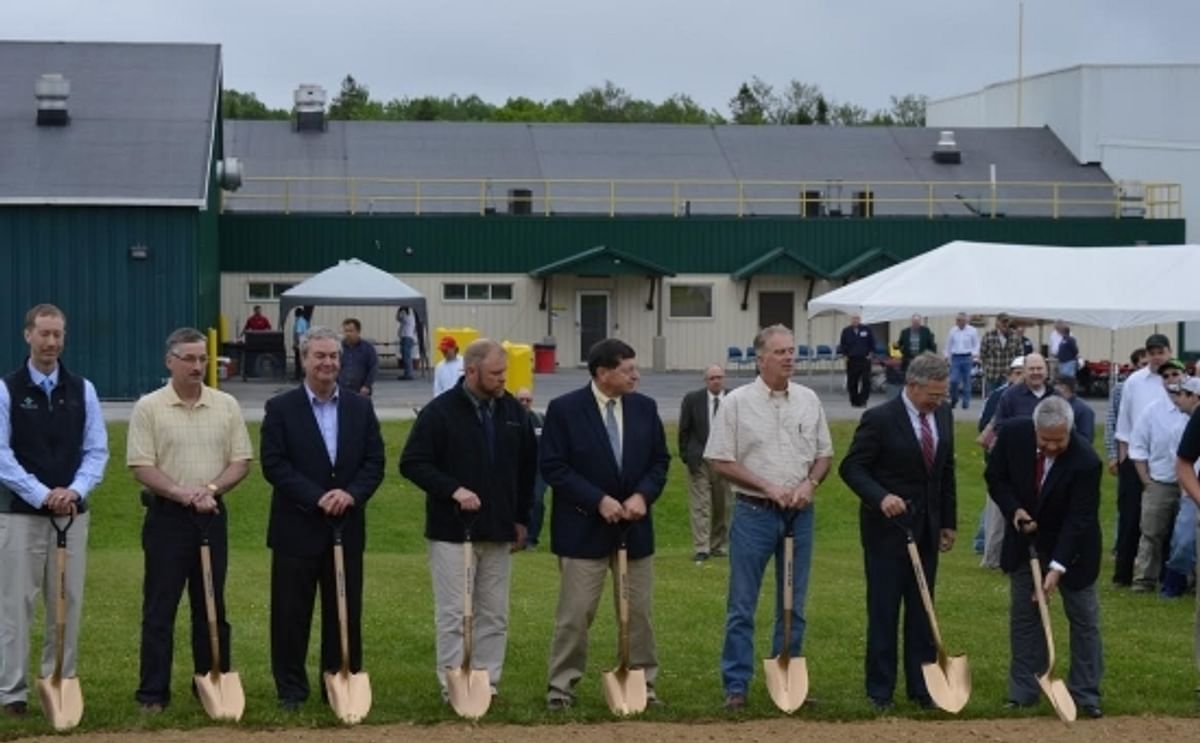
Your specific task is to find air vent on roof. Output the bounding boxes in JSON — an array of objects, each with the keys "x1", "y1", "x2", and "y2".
[
  {"x1": 216, "y1": 158, "x2": 243, "y2": 191},
  {"x1": 932, "y1": 129, "x2": 961, "y2": 164},
  {"x1": 293, "y1": 84, "x2": 327, "y2": 132},
  {"x1": 35, "y1": 74, "x2": 70, "y2": 127}
]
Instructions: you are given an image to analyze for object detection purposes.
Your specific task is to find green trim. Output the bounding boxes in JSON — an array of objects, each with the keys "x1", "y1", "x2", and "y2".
[
  {"x1": 827, "y1": 248, "x2": 903, "y2": 279},
  {"x1": 730, "y1": 246, "x2": 826, "y2": 280},
  {"x1": 528, "y1": 245, "x2": 676, "y2": 278}
]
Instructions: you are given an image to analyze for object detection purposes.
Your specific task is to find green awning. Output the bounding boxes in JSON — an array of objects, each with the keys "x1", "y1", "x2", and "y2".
[
  {"x1": 827, "y1": 248, "x2": 902, "y2": 279},
  {"x1": 529, "y1": 245, "x2": 676, "y2": 278},
  {"x1": 730, "y1": 247, "x2": 826, "y2": 281}
]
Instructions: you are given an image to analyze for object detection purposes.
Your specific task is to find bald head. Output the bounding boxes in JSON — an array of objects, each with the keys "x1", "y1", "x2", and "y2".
[
  {"x1": 704, "y1": 364, "x2": 726, "y2": 394},
  {"x1": 1023, "y1": 353, "x2": 1047, "y2": 391}
]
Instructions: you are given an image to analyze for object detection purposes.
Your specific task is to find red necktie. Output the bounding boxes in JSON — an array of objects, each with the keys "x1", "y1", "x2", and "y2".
[
  {"x1": 919, "y1": 413, "x2": 935, "y2": 472},
  {"x1": 1035, "y1": 451, "x2": 1046, "y2": 497}
]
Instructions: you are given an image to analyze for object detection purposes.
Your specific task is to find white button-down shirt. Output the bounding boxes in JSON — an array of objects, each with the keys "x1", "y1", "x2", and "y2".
[
  {"x1": 1115, "y1": 367, "x2": 1170, "y2": 444},
  {"x1": 945, "y1": 325, "x2": 980, "y2": 356},
  {"x1": 1129, "y1": 398, "x2": 1189, "y2": 482}
]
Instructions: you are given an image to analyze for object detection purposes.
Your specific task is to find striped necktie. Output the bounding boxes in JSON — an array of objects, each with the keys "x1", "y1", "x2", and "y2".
[{"x1": 919, "y1": 413, "x2": 935, "y2": 472}]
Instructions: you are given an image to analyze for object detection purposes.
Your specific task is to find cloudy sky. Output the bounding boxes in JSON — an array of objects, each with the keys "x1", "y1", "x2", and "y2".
[{"x1": 4, "y1": 0, "x2": 1197, "y2": 114}]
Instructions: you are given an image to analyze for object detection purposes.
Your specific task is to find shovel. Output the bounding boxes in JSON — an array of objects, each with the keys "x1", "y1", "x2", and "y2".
[
  {"x1": 323, "y1": 522, "x2": 372, "y2": 725},
  {"x1": 763, "y1": 510, "x2": 808, "y2": 713},
  {"x1": 36, "y1": 512, "x2": 83, "y2": 731},
  {"x1": 901, "y1": 524, "x2": 970, "y2": 713},
  {"x1": 192, "y1": 512, "x2": 245, "y2": 721},
  {"x1": 1028, "y1": 543, "x2": 1076, "y2": 723},
  {"x1": 445, "y1": 521, "x2": 491, "y2": 719},
  {"x1": 602, "y1": 527, "x2": 647, "y2": 716}
]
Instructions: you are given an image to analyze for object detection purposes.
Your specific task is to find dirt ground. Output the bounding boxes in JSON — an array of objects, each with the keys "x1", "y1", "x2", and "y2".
[{"x1": 19, "y1": 717, "x2": 1200, "y2": 743}]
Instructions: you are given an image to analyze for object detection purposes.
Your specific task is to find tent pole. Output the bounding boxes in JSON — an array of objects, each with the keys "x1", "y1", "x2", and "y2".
[{"x1": 1109, "y1": 329, "x2": 1117, "y2": 407}]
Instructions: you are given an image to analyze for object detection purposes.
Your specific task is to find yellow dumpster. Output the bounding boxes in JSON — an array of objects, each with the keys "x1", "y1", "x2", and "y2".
[
  {"x1": 433, "y1": 326, "x2": 480, "y2": 363},
  {"x1": 502, "y1": 341, "x2": 533, "y2": 396}
]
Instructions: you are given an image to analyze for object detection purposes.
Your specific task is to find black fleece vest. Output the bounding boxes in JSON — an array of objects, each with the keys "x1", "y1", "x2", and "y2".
[{"x1": 2, "y1": 363, "x2": 87, "y2": 515}]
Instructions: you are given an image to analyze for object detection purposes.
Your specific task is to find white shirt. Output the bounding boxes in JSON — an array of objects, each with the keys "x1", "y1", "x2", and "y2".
[
  {"x1": 945, "y1": 325, "x2": 980, "y2": 356},
  {"x1": 1048, "y1": 330, "x2": 1064, "y2": 357},
  {"x1": 432, "y1": 357, "x2": 464, "y2": 397},
  {"x1": 900, "y1": 389, "x2": 939, "y2": 450},
  {"x1": 398, "y1": 311, "x2": 416, "y2": 341},
  {"x1": 1115, "y1": 367, "x2": 1170, "y2": 444},
  {"x1": 1129, "y1": 399, "x2": 1189, "y2": 482},
  {"x1": 707, "y1": 390, "x2": 725, "y2": 425}
]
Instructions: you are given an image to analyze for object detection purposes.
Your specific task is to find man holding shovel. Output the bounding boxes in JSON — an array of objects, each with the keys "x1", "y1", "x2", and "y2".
[
  {"x1": 705, "y1": 325, "x2": 833, "y2": 711},
  {"x1": 986, "y1": 396, "x2": 1104, "y2": 719},
  {"x1": 841, "y1": 352, "x2": 957, "y2": 712},
  {"x1": 128, "y1": 327, "x2": 253, "y2": 714},
  {"x1": 0, "y1": 304, "x2": 108, "y2": 719},
  {"x1": 400, "y1": 339, "x2": 537, "y2": 709}
]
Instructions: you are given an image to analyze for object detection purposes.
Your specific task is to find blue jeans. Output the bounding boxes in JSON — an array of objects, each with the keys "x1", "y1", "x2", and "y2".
[
  {"x1": 949, "y1": 355, "x2": 973, "y2": 408},
  {"x1": 721, "y1": 498, "x2": 813, "y2": 695},
  {"x1": 1167, "y1": 495, "x2": 1197, "y2": 576},
  {"x1": 1059, "y1": 359, "x2": 1078, "y2": 379},
  {"x1": 400, "y1": 336, "x2": 415, "y2": 378}
]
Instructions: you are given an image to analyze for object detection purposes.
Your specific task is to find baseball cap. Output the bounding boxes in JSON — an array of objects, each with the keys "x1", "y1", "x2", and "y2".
[
  {"x1": 997, "y1": 312, "x2": 1010, "y2": 322},
  {"x1": 1145, "y1": 333, "x2": 1171, "y2": 350},
  {"x1": 1158, "y1": 358, "x2": 1186, "y2": 375},
  {"x1": 1010, "y1": 356, "x2": 1025, "y2": 369},
  {"x1": 437, "y1": 336, "x2": 458, "y2": 352},
  {"x1": 1180, "y1": 377, "x2": 1200, "y2": 395}
]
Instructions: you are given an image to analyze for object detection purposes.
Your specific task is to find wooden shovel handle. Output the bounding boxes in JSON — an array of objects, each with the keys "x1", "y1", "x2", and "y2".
[
  {"x1": 199, "y1": 543, "x2": 223, "y2": 677},
  {"x1": 333, "y1": 541, "x2": 352, "y2": 675},
  {"x1": 615, "y1": 547, "x2": 631, "y2": 670},
  {"x1": 907, "y1": 539, "x2": 946, "y2": 650},
  {"x1": 53, "y1": 543, "x2": 67, "y2": 681},
  {"x1": 1028, "y1": 552, "x2": 1057, "y2": 674},
  {"x1": 461, "y1": 539, "x2": 475, "y2": 669}
]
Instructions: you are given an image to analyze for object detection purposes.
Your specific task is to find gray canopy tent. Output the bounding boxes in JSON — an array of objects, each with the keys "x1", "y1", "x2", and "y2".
[{"x1": 278, "y1": 258, "x2": 427, "y2": 325}]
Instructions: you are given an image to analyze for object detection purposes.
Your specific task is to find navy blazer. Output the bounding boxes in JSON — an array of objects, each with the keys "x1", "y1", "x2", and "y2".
[
  {"x1": 261, "y1": 385, "x2": 386, "y2": 558},
  {"x1": 985, "y1": 417, "x2": 1102, "y2": 590},
  {"x1": 540, "y1": 384, "x2": 669, "y2": 560},
  {"x1": 840, "y1": 394, "x2": 957, "y2": 555}
]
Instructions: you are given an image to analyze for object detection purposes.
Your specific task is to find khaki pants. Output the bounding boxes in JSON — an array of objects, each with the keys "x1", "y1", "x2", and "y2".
[
  {"x1": 1134, "y1": 480, "x2": 1180, "y2": 588},
  {"x1": 0, "y1": 511, "x2": 90, "y2": 705},
  {"x1": 429, "y1": 540, "x2": 512, "y2": 694},
  {"x1": 546, "y1": 555, "x2": 657, "y2": 702},
  {"x1": 981, "y1": 498, "x2": 1006, "y2": 569},
  {"x1": 688, "y1": 462, "x2": 731, "y2": 555}
]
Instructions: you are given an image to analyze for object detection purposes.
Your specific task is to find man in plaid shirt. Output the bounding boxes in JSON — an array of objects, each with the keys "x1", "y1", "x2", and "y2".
[{"x1": 980, "y1": 314, "x2": 1021, "y2": 397}]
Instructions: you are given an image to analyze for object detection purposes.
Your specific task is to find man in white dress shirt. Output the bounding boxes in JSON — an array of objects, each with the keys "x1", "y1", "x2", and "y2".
[{"x1": 944, "y1": 312, "x2": 980, "y2": 410}]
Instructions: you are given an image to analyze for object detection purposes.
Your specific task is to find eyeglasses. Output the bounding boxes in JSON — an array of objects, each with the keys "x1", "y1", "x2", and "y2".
[{"x1": 170, "y1": 352, "x2": 209, "y2": 365}]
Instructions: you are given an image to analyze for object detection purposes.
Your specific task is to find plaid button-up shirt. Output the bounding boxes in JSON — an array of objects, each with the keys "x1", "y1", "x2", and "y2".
[{"x1": 980, "y1": 328, "x2": 1022, "y2": 382}]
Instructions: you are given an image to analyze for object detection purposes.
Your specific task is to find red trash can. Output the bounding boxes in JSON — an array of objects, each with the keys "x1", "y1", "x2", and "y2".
[{"x1": 533, "y1": 343, "x2": 556, "y2": 374}]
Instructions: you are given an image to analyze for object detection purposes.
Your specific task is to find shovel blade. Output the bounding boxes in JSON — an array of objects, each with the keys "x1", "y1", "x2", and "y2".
[
  {"x1": 762, "y1": 655, "x2": 808, "y2": 713},
  {"x1": 194, "y1": 670, "x2": 246, "y2": 721},
  {"x1": 35, "y1": 674, "x2": 83, "y2": 731},
  {"x1": 921, "y1": 654, "x2": 971, "y2": 713},
  {"x1": 446, "y1": 667, "x2": 492, "y2": 720},
  {"x1": 601, "y1": 666, "x2": 647, "y2": 716},
  {"x1": 323, "y1": 669, "x2": 372, "y2": 725},
  {"x1": 1037, "y1": 673, "x2": 1077, "y2": 722}
]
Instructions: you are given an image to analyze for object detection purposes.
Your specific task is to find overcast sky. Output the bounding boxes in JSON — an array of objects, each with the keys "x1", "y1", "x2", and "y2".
[{"x1": 5, "y1": 0, "x2": 1198, "y2": 115}]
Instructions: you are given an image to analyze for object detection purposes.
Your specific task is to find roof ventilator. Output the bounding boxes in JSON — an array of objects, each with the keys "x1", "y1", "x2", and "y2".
[
  {"x1": 294, "y1": 84, "x2": 327, "y2": 132},
  {"x1": 35, "y1": 73, "x2": 70, "y2": 126},
  {"x1": 932, "y1": 130, "x2": 961, "y2": 164}
]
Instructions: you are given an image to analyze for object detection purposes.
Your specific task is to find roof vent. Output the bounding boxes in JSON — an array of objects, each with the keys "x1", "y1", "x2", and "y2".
[
  {"x1": 35, "y1": 74, "x2": 70, "y2": 126},
  {"x1": 932, "y1": 129, "x2": 961, "y2": 164},
  {"x1": 293, "y1": 84, "x2": 326, "y2": 132}
]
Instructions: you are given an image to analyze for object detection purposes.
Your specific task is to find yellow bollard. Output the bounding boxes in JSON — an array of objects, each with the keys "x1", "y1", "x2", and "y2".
[{"x1": 206, "y1": 328, "x2": 219, "y2": 389}]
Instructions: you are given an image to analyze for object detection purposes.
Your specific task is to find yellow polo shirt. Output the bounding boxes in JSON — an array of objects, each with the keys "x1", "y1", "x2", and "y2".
[{"x1": 126, "y1": 383, "x2": 253, "y2": 485}]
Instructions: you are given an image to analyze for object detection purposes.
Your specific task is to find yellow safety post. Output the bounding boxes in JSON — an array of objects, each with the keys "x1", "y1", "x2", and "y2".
[{"x1": 206, "y1": 328, "x2": 219, "y2": 389}]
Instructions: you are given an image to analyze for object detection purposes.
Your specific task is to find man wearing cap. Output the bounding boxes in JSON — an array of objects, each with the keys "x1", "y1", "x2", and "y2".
[
  {"x1": 433, "y1": 337, "x2": 464, "y2": 398},
  {"x1": 1113, "y1": 333, "x2": 1174, "y2": 586},
  {"x1": 337, "y1": 318, "x2": 378, "y2": 397},
  {"x1": 980, "y1": 314, "x2": 1021, "y2": 398},
  {"x1": 1127, "y1": 358, "x2": 1188, "y2": 592}
]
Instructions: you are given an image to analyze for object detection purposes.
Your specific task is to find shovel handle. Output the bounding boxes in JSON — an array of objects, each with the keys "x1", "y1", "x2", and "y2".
[
  {"x1": 1027, "y1": 548, "x2": 1058, "y2": 675},
  {"x1": 52, "y1": 539, "x2": 68, "y2": 681},
  {"x1": 461, "y1": 539, "x2": 475, "y2": 669},
  {"x1": 615, "y1": 546, "x2": 632, "y2": 670},
  {"x1": 333, "y1": 540, "x2": 352, "y2": 675},
  {"x1": 199, "y1": 543, "x2": 223, "y2": 677},
  {"x1": 906, "y1": 539, "x2": 946, "y2": 650}
]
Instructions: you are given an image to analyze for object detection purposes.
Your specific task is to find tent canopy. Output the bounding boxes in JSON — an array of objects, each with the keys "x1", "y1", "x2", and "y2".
[
  {"x1": 807, "y1": 240, "x2": 1200, "y2": 330},
  {"x1": 278, "y1": 258, "x2": 426, "y2": 326}
]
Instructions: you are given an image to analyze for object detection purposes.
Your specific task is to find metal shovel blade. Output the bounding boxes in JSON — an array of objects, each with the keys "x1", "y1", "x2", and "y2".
[
  {"x1": 921, "y1": 653, "x2": 971, "y2": 713},
  {"x1": 763, "y1": 655, "x2": 809, "y2": 713},
  {"x1": 446, "y1": 666, "x2": 491, "y2": 720},
  {"x1": 194, "y1": 670, "x2": 245, "y2": 721},
  {"x1": 602, "y1": 666, "x2": 647, "y2": 716},
  {"x1": 324, "y1": 668, "x2": 372, "y2": 725},
  {"x1": 35, "y1": 674, "x2": 82, "y2": 731}
]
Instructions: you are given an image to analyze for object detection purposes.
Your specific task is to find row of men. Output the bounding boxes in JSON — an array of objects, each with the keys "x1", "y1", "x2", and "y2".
[{"x1": 0, "y1": 304, "x2": 1156, "y2": 720}]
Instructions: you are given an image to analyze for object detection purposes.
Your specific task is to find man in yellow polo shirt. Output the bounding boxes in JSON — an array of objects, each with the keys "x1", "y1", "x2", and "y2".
[{"x1": 126, "y1": 327, "x2": 253, "y2": 713}]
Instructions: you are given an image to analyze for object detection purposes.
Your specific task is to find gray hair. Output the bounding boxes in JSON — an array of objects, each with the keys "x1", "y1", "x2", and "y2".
[
  {"x1": 300, "y1": 326, "x2": 339, "y2": 357},
  {"x1": 1033, "y1": 396, "x2": 1075, "y2": 432},
  {"x1": 463, "y1": 338, "x2": 505, "y2": 370},
  {"x1": 753, "y1": 324, "x2": 794, "y2": 355},
  {"x1": 164, "y1": 327, "x2": 206, "y2": 354},
  {"x1": 905, "y1": 352, "x2": 950, "y2": 385}
]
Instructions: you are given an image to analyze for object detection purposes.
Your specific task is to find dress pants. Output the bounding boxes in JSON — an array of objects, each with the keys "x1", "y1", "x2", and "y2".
[
  {"x1": 981, "y1": 498, "x2": 1006, "y2": 568},
  {"x1": 863, "y1": 536, "x2": 937, "y2": 703},
  {"x1": 0, "y1": 511, "x2": 89, "y2": 706},
  {"x1": 1113, "y1": 458, "x2": 1143, "y2": 584},
  {"x1": 137, "y1": 501, "x2": 229, "y2": 706},
  {"x1": 846, "y1": 357, "x2": 872, "y2": 406},
  {"x1": 271, "y1": 545, "x2": 364, "y2": 704},
  {"x1": 546, "y1": 555, "x2": 657, "y2": 703},
  {"x1": 429, "y1": 540, "x2": 512, "y2": 693},
  {"x1": 688, "y1": 461, "x2": 732, "y2": 555}
]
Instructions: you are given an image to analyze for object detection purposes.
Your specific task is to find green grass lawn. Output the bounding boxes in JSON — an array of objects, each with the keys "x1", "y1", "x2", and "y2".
[{"x1": 2, "y1": 419, "x2": 1197, "y2": 736}]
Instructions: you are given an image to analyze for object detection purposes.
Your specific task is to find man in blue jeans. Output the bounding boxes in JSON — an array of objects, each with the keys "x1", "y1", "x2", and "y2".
[{"x1": 704, "y1": 325, "x2": 833, "y2": 711}]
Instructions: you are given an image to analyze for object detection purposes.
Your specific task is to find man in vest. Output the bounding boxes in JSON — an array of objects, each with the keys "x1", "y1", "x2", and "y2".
[{"x1": 0, "y1": 304, "x2": 108, "y2": 717}]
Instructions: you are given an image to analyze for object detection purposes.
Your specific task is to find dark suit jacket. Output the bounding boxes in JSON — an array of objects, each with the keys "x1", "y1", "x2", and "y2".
[
  {"x1": 677, "y1": 388, "x2": 719, "y2": 471},
  {"x1": 540, "y1": 384, "x2": 669, "y2": 560},
  {"x1": 985, "y1": 417, "x2": 1102, "y2": 590},
  {"x1": 261, "y1": 385, "x2": 386, "y2": 558},
  {"x1": 840, "y1": 395, "x2": 957, "y2": 555},
  {"x1": 897, "y1": 326, "x2": 937, "y2": 364}
]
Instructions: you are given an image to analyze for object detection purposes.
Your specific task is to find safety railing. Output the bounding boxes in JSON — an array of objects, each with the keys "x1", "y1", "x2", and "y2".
[{"x1": 221, "y1": 177, "x2": 1182, "y2": 220}]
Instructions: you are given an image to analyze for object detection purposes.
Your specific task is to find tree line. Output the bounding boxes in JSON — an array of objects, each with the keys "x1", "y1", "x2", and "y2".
[{"x1": 223, "y1": 75, "x2": 926, "y2": 126}]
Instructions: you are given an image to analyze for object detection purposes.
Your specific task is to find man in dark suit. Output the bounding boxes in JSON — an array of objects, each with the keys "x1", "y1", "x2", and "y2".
[
  {"x1": 260, "y1": 326, "x2": 386, "y2": 710},
  {"x1": 678, "y1": 364, "x2": 730, "y2": 564},
  {"x1": 840, "y1": 352, "x2": 957, "y2": 711},
  {"x1": 986, "y1": 396, "x2": 1104, "y2": 718},
  {"x1": 897, "y1": 314, "x2": 937, "y2": 375},
  {"x1": 540, "y1": 338, "x2": 670, "y2": 710}
]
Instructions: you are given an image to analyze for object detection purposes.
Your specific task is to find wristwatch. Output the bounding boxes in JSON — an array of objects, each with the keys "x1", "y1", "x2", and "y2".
[
  {"x1": 806, "y1": 476, "x2": 821, "y2": 487},
  {"x1": 205, "y1": 483, "x2": 220, "y2": 495}
]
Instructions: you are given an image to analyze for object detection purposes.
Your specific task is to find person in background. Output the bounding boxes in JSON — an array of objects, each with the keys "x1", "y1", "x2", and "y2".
[
  {"x1": 1054, "y1": 376, "x2": 1095, "y2": 445},
  {"x1": 1162, "y1": 380, "x2": 1200, "y2": 598},
  {"x1": 337, "y1": 318, "x2": 378, "y2": 397},
  {"x1": 1014, "y1": 323, "x2": 1034, "y2": 357},
  {"x1": 432, "y1": 337, "x2": 464, "y2": 398},
  {"x1": 1057, "y1": 325, "x2": 1081, "y2": 381},
  {"x1": 838, "y1": 314, "x2": 876, "y2": 408},
  {"x1": 897, "y1": 314, "x2": 937, "y2": 376},
  {"x1": 975, "y1": 356, "x2": 1024, "y2": 561},
  {"x1": 1105, "y1": 348, "x2": 1148, "y2": 554},
  {"x1": 396, "y1": 306, "x2": 417, "y2": 381},
  {"x1": 292, "y1": 307, "x2": 310, "y2": 381},
  {"x1": 678, "y1": 364, "x2": 730, "y2": 564},
  {"x1": 1048, "y1": 321, "x2": 1066, "y2": 360},
  {"x1": 944, "y1": 312, "x2": 980, "y2": 410},
  {"x1": 980, "y1": 314, "x2": 1021, "y2": 397},
  {"x1": 517, "y1": 388, "x2": 549, "y2": 550},
  {"x1": 244, "y1": 305, "x2": 272, "y2": 332}
]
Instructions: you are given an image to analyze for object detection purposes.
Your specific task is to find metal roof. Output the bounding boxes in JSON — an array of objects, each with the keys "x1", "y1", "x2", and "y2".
[{"x1": 0, "y1": 41, "x2": 220, "y2": 206}]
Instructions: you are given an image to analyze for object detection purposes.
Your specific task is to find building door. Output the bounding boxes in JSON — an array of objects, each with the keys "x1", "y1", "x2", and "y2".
[
  {"x1": 758, "y1": 291, "x2": 795, "y2": 332},
  {"x1": 577, "y1": 291, "x2": 610, "y2": 363}
]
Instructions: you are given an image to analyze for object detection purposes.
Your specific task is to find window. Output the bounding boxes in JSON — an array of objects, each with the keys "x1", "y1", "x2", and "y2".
[
  {"x1": 247, "y1": 281, "x2": 295, "y2": 301},
  {"x1": 442, "y1": 282, "x2": 515, "y2": 303},
  {"x1": 669, "y1": 284, "x2": 714, "y2": 319}
]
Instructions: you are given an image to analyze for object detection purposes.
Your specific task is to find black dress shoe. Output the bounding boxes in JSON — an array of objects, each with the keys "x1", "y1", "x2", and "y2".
[
  {"x1": 869, "y1": 697, "x2": 894, "y2": 711},
  {"x1": 278, "y1": 698, "x2": 303, "y2": 712},
  {"x1": 913, "y1": 695, "x2": 935, "y2": 710},
  {"x1": 1081, "y1": 704, "x2": 1103, "y2": 719},
  {"x1": 2, "y1": 701, "x2": 27, "y2": 718},
  {"x1": 1003, "y1": 698, "x2": 1036, "y2": 710}
]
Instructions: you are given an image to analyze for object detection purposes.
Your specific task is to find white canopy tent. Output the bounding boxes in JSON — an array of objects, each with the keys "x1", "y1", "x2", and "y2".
[
  {"x1": 278, "y1": 258, "x2": 427, "y2": 327},
  {"x1": 808, "y1": 240, "x2": 1200, "y2": 330}
]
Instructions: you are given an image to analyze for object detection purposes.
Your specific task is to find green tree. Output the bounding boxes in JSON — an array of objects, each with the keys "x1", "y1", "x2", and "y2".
[
  {"x1": 815, "y1": 95, "x2": 829, "y2": 125},
  {"x1": 729, "y1": 78, "x2": 774, "y2": 124},
  {"x1": 221, "y1": 89, "x2": 288, "y2": 120},
  {"x1": 889, "y1": 93, "x2": 928, "y2": 126},
  {"x1": 776, "y1": 80, "x2": 823, "y2": 124},
  {"x1": 572, "y1": 81, "x2": 634, "y2": 122},
  {"x1": 830, "y1": 102, "x2": 868, "y2": 126},
  {"x1": 328, "y1": 75, "x2": 384, "y2": 120}
]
